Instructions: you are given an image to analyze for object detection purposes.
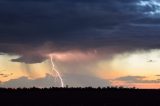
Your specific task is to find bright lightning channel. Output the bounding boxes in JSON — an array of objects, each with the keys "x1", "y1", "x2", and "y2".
[{"x1": 50, "y1": 55, "x2": 64, "y2": 87}]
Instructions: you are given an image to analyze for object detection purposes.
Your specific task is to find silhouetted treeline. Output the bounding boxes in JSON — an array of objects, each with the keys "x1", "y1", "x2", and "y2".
[{"x1": 0, "y1": 87, "x2": 160, "y2": 106}]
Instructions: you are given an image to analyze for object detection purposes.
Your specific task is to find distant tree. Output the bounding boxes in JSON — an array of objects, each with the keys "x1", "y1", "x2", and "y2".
[
  {"x1": 119, "y1": 86, "x2": 124, "y2": 89},
  {"x1": 66, "y1": 85, "x2": 69, "y2": 88}
]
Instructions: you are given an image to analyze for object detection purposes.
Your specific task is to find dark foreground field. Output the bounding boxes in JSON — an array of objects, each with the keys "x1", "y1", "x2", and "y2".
[{"x1": 0, "y1": 87, "x2": 160, "y2": 106}]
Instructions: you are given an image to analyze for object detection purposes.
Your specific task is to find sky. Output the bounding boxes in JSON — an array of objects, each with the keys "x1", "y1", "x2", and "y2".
[{"x1": 0, "y1": 0, "x2": 160, "y2": 89}]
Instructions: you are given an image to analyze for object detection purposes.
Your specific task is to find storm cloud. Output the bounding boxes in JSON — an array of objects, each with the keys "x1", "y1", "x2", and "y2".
[{"x1": 0, "y1": 0, "x2": 160, "y2": 63}]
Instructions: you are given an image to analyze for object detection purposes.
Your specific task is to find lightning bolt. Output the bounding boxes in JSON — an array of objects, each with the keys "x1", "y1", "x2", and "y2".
[{"x1": 50, "y1": 55, "x2": 64, "y2": 87}]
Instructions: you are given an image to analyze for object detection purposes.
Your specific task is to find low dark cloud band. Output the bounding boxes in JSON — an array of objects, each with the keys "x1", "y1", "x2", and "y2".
[{"x1": 0, "y1": 0, "x2": 160, "y2": 63}]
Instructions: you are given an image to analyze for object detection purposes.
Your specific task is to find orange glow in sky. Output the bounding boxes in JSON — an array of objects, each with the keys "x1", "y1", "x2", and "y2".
[{"x1": 0, "y1": 49, "x2": 160, "y2": 88}]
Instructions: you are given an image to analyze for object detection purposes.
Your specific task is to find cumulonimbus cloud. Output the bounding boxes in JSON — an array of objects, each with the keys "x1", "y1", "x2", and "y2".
[{"x1": 0, "y1": 0, "x2": 160, "y2": 63}]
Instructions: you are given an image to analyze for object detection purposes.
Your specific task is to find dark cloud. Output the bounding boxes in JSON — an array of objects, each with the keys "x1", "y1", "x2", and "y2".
[
  {"x1": 0, "y1": 73, "x2": 13, "y2": 78},
  {"x1": 11, "y1": 55, "x2": 46, "y2": 64},
  {"x1": 0, "y1": 0, "x2": 160, "y2": 63},
  {"x1": 115, "y1": 76, "x2": 160, "y2": 83}
]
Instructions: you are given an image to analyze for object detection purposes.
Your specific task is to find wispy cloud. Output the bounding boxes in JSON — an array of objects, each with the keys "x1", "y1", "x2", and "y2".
[{"x1": 115, "y1": 75, "x2": 160, "y2": 83}]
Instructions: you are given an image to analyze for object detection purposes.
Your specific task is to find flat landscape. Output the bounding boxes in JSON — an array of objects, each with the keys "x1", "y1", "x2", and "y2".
[{"x1": 1, "y1": 87, "x2": 160, "y2": 106}]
